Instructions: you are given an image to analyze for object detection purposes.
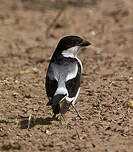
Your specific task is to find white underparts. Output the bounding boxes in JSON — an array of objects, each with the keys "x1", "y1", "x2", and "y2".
[
  {"x1": 65, "y1": 96, "x2": 75, "y2": 102},
  {"x1": 54, "y1": 87, "x2": 68, "y2": 96},
  {"x1": 66, "y1": 64, "x2": 78, "y2": 82},
  {"x1": 54, "y1": 87, "x2": 80, "y2": 105},
  {"x1": 65, "y1": 88, "x2": 80, "y2": 104}
]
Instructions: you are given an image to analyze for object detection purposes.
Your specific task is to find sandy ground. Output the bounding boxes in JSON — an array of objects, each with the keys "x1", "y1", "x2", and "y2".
[{"x1": 0, "y1": 0, "x2": 133, "y2": 151}]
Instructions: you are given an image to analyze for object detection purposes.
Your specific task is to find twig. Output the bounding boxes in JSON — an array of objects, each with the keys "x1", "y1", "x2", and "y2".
[
  {"x1": 46, "y1": 4, "x2": 67, "y2": 37},
  {"x1": 75, "y1": 128, "x2": 80, "y2": 140},
  {"x1": 28, "y1": 114, "x2": 32, "y2": 130}
]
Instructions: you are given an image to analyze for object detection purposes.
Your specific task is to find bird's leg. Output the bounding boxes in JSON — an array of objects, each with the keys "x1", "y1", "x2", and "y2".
[
  {"x1": 71, "y1": 104, "x2": 88, "y2": 120},
  {"x1": 52, "y1": 113, "x2": 65, "y2": 122},
  {"x1": 52, "y1": 113, "x2": 57, "y2": 119},
  {"x1": 61, "y1": 113, "x2": 65, "y2": 121}
]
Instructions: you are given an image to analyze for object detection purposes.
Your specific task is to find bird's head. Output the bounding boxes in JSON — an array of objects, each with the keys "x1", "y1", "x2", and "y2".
[{"x1": 54, "y1": 36, "x2": 91, "y2": 58}]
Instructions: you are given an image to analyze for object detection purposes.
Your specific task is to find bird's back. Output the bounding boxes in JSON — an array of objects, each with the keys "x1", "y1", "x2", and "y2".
[{"x1": 46, "y1": 55, "x2": 82, "y2": 105}]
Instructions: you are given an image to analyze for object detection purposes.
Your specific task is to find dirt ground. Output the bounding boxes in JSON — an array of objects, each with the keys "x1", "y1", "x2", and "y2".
[{"x1": 0, "y1": 0, "x2": 133, "y2": 151}]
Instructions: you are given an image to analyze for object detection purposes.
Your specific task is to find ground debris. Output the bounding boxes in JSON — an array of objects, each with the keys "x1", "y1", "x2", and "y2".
[
  {"x1": 45, "y1": 129, "x2": 52, "y2": 136},
  {"x1": 128, "y1": 100, "x2": 133, "y2": 109},
  {"x1": 1, "y1": 142, "x2": 21, "y2": 150},
  {"x1": 19, "y1": 67, "x2": 41, "y2": 74}
]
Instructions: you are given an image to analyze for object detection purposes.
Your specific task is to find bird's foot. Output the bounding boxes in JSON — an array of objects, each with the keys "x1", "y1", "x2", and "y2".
[
  {"x1": 61, "y1": 114, "x2": 66, "y2": 121},
  {"x1": 55, "y1": 114, "x2": 66, "y2": 122},
  {"x1": 72, "y1": 114, "x2": 88, "y2": 121},
  {"x1": 77, "y1": 113, "x2": 88, "y2": 120},
  {"x1": 71, "y1": 104, "x2": 88, "y2": 120},
  {"x1": 51, "y1": 114, "x2": 60, "y2": 121},
  {"x1": 52, "y1": 113, "x2": 56, "y2": 119}
]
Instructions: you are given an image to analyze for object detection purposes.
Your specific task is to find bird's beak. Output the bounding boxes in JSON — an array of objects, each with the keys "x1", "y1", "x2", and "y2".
[{"x1": 80, "y1": 40, "x2": 91, "y2": 47}]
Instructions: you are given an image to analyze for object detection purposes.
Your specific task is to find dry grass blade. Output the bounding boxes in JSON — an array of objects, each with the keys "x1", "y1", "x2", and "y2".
[
  {"x1": 46, "y1": 4, "x2": 67, "y2": 37},
  {"x1": 28, "y1": 114, "x2": 32, "y2": 130}
]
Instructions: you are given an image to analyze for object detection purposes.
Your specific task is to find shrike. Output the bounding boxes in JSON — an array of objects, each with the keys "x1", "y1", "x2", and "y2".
[{"x1": 45, "y1": 35, "x2": 91, "y2": 119}]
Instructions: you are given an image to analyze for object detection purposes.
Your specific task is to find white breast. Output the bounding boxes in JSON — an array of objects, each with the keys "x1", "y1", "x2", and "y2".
[{"x1": 66, "y1": 64, "x2": 78, "y2": 82}]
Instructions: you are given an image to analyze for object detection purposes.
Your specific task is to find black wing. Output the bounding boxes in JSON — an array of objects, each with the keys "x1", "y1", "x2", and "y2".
[
  {"x1": 45, "y1": 75, "x2": 60, "y2": 115},
  {"x1": 65, "y1": 62, "x2": 81, "y2": 98},
  {"x1": 45, "y1": 75, "x2": 58, "y2": 98}
]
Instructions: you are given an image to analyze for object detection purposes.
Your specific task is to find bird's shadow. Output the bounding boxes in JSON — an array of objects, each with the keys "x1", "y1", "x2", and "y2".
[{"x1": 19, "y1": 116, "x2": 58, "y2": 129}]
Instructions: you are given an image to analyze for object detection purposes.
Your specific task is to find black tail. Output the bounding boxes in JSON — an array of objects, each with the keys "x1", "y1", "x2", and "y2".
[
  {"x1": 46, "y1": 94, "x2": 66, "y2": 117},
  {"x1": 60, "y1": 100, "x2": 71, "y2": 114},
  {"x1": 52, "y1": 94, "x2": 66, "y2": 105},
  {"x1": 52, "y1": 104, "x2": 60, "y2": 115},
  {"x1": 47, "y1": 94, "x2": 66, "y2": 106}
]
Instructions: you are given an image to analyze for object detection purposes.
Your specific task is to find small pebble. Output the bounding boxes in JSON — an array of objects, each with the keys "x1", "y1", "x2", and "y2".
[
  {"x1": 45, "y1": 130, "x2": 52, "y2": 135},
  {"x1": 91, "y1": 31, "x2": 96, "y2": 36},
  {"x1": 128, "y1": 100, "x2": 133, "y2": 109},
  {"x1": 15, "y1": 80, "x2": 19, "y2": 83},
  {"x1": 3, "y1": 80, "x2": 9, "y2": 84},
  {"x1": 32, "y1": 68, "x2": 41, "y2": 74},
  {"x1": 129, "y1": 77, "x2": 133, "y2": 80},
  {"x1": 24, "y1": 94, "x2": 32, "y2": 98},
  {"x1": 12, "y1": 93, "x2": 18, "y2": 97},
  {"x1": 80, "y1": 133, "x2": 87, "y2": 140},
  {"x1": 95, "y1": 49, "x2": 102, "y2": 54}
]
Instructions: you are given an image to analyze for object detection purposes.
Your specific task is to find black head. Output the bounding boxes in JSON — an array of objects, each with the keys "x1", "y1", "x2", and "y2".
[{"x1": 54, "y1": 36, "x2": 91, "y2": 55}]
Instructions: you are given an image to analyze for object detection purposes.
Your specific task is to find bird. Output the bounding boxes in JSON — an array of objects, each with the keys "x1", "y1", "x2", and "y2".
[{"x1": 45, "y1": 35, "x2": 91, "y2": 119}]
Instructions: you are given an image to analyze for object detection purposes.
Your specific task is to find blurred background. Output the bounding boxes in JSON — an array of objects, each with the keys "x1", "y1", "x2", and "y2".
[
  {"x1": 0, "y1": 0, "x2": 133, "y2": 152},
  {"x1": 0, "y1": 0, "x2": 132, "y2": 56}
]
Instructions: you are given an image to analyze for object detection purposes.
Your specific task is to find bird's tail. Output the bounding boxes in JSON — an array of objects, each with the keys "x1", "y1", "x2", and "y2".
[
  {"x1": 46, "y1": 94, "x2": 67, "y2": 106},
  {"x1": 60, "y1": 100, "x2": 71, "y2": 114},
  {"x1": 47, "y1": 94, "x2": 67, "y2": 116},
  {"x1": 52, "y1": 104, "x2": 60, "y2": 115}
]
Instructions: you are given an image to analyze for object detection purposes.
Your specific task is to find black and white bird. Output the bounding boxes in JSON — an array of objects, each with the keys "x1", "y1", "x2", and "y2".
[{"x1": 45, "y1": 35, "x2": 91, "y2": 119}]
